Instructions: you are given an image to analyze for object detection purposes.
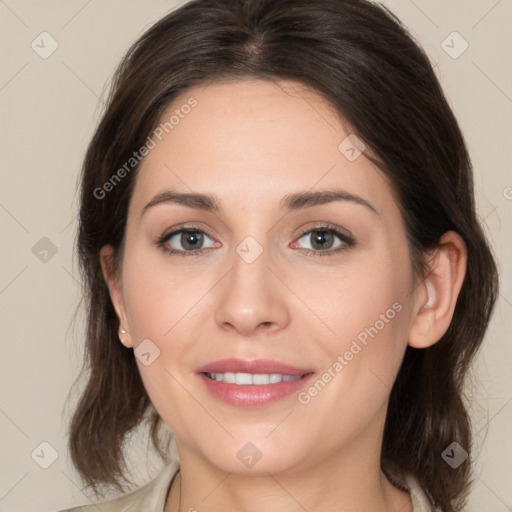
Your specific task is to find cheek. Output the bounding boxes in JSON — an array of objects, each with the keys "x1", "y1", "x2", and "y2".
[
  {"x1": 121, "y1": 243, "x2": 206, "y2": 343},
  {"x1": 120, "y1": 249, "x2": 204, "y2": 438},
  {"x1": 293, "y1": 263, "x2": 411, "y2": 443},
  {"x1": 308, "y1": 250, "x2": 411, "y2": 353},
  {"x1": 307, "y1": 241, "x2": 413, "y2": 400}
]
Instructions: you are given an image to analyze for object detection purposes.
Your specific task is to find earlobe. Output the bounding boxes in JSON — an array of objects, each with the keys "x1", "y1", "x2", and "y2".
[
  {"x1": 100, "y1": 245, "x2": 134, "y2": 348},
  {"x1": 408, "y1": 231, "x2": 467, "y2": 349}
]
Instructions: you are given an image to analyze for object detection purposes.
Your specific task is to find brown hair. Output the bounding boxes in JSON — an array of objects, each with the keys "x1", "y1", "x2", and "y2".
[{"x1": 68, "y1": 0, "x2": 499, "y2": 510}]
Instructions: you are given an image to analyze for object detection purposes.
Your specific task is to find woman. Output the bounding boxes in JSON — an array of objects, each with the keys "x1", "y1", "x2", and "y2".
[{"x1": 60, "y1": 0, "x2": 498, "y2": 511}]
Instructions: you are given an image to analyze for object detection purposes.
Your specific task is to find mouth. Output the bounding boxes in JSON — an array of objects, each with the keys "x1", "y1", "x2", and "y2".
[
  {"x1": 196, "y1": 359, "x2": 315, "y2": 407},
  {"x1": 203, "y1": 371, "x2": 305, "y2": 385}
]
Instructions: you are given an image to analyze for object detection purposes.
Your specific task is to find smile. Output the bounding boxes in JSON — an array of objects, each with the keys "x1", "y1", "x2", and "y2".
[
  {"x1": 204, "y1": 372, "x2": 303, "y2": 385},
  {"x1": 196, "y1": 358, "x2": 314, "y2": 407}
]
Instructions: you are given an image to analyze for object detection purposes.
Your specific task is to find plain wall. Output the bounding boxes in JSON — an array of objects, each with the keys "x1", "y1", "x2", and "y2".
[{"x1": 0, "y1": 1, "x2": 511, "y2": 510}]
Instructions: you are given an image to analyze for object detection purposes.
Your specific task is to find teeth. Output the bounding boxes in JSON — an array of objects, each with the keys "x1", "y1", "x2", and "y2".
[
  {"x1": 269, "y1": 373, "x2": 282, "y2": 384},
  {"x1": 236, "y1": 372, "x2": 253, "y2": 385},
  {"x1": 223, "y1": 372, "x2": 235, "y2": 384},
  {"x1": 253, "y1": 373, "x2": 270, "y2": 385},
  {"x1": 206, "y1": 372, "x2": 302, "y2": 385}
]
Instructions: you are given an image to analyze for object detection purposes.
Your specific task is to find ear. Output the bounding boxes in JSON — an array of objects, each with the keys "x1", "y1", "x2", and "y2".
[
  {"x1": 408, "y1": 231, "x2": 467, "y2": 349},
  {"x1": 100, "y1": 245, "x2": 133, "y2": 348}
]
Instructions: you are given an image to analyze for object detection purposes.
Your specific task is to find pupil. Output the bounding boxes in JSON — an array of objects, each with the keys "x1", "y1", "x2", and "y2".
[
  {"x1": 182, "y1": 231, "x2": 202, "y2": 250},
  {"x1": 312, "y1": 231, "x2": 333, "y2": 250}
]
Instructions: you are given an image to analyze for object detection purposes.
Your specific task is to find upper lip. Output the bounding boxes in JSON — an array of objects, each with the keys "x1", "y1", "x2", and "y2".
[{"x1": 196, "y1": 358, "x2": 313, "y2": 376}]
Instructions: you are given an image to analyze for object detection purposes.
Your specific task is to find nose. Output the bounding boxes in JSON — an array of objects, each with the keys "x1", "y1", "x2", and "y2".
[{"x1": 214, "y1": 242, "x2": 290, "y2": 337}]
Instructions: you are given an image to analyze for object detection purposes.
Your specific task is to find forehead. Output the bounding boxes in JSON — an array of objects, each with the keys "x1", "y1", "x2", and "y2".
[{"x1": 130, "y1": 79, "x2": 396, "y2": 219}]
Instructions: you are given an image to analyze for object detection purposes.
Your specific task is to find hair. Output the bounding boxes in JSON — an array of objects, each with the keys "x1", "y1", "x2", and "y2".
[{"x1": 68, "y1": 0, "x2": 499, "y2": 510}]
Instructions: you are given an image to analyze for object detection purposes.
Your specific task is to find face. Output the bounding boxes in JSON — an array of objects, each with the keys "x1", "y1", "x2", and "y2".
[{"x1": 105, "y1": 79, "x2": 421, "y2": 476}]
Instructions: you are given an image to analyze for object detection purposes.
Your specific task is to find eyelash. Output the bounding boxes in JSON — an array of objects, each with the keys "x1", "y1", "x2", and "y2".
[{"x1": 155, "y1": 224, "x2": 355, "y2": 258}]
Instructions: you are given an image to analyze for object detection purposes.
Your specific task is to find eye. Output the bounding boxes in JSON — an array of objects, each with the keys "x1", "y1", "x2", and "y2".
[
  {"x1": 156, "y1": 227, "x2": 219, "y2": 256},
  {"x1": 292, "y1": 226, "x2": 355, "y2": 256},
  {"x1": 155, "y1": 224, "x2": 354, "y2": 257}
]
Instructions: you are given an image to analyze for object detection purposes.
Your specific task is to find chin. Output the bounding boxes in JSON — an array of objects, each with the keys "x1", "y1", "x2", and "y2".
[{"x1": 195, "y1": 438, "x2": 306, "y2": 476}]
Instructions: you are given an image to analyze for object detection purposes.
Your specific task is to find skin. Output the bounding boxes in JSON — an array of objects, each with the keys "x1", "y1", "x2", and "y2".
[{"x1": 101, "y1": 79, "x2": 467, "y2": 512}]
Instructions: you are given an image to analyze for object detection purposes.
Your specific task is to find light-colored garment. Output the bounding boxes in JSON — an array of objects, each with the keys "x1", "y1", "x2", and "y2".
[{"x1": 58, "y1": 460, "x2": 434, "y2": 511}]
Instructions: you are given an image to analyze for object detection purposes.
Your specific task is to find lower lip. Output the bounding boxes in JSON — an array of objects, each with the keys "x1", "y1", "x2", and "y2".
[{"x1": 198, "y1": 373, "x2": 315, "y2": 408}]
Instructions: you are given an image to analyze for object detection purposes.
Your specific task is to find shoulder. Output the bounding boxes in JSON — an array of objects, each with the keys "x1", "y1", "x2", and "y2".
[
  {"x1": 402, "y1": 474, "x2": 439, "y2": 512},
  {"x1": 57, "y1": 460, "x2": 180, "y2": 512},
  {"x1": 386, "y1": 469, "x2": 438, "y2": 512}
]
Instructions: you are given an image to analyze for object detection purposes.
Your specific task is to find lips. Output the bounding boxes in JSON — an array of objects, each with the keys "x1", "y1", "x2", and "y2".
[
  {"x1": 196, "y1": 358, "x2": 315, "y2": 408},
  {"x1": 196, "y1": 358, "x2": 312, "y2": 376}
]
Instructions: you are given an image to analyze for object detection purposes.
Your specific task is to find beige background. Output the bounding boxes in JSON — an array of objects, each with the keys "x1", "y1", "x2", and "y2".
[{"x1": 0, "y1": 1, "x2": 511, "y2": 510}]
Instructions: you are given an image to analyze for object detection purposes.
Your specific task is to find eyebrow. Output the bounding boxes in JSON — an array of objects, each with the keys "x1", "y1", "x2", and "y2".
[
  {"x1": 141, "y1": 188, "x2": 378, "y2": 216},
  {"x1": 282, "y1": 189, "x2": 378, "y2": 215}
]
